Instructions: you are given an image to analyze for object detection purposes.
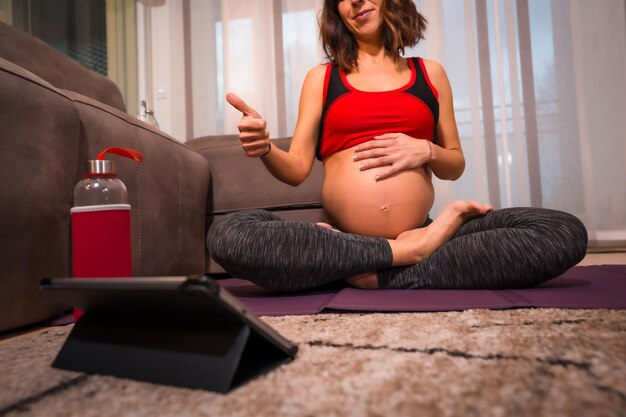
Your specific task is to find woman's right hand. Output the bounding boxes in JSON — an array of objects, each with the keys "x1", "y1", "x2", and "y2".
[{"x1": 226, "y1": 92, "x2": 271, "y2": 157}]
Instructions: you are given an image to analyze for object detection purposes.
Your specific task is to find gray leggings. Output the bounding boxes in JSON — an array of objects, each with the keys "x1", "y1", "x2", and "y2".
[{"x1": 207, "y1": 208, "x2": 587, "y2": 292}]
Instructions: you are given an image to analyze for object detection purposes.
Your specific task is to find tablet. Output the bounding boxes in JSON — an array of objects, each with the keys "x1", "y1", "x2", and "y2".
[{"x1": 40, "y1": 276, "x2": 297, "y2": 358}]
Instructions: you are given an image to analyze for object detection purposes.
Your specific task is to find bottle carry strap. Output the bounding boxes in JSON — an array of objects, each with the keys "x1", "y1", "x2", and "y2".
[{"x1": 97, "y1": 147, "x2": 143, "y2": 163}]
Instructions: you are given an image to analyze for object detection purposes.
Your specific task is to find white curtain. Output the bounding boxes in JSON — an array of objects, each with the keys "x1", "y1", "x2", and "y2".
[
  {"x1": 189, "y1": 0, "x2": 324, "y2": 138},
  {"x1": 187, "y1": 0, "x2": 626, "y2": 246}
]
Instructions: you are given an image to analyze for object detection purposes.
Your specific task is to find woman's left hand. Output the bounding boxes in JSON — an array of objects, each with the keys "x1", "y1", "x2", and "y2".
[{"x1": 353, "y1": 133, "x2": 431, "y2": 181}]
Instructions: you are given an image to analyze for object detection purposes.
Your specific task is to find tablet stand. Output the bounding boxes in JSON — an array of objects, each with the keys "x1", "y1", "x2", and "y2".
[{"x1": 45, "y1": 277, "x2": 297, "y2": 393}]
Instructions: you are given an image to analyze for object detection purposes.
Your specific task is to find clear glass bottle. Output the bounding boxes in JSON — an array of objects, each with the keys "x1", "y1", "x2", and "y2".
[
  {"x1": 71, "y1": 148, "x2": 142, "y2": 276},
  {"x1": 71, "y1": 157, "x2": 134, "y2": 320},
  {"x1": 137, "y1": 100, "x2": 160, "y2": 129},
  {"x1": 73, "y1": 160, "x2": 128, "y2": 206},
  {"x1": 71, "y1": 156, "x2": 132, "y2": 279}
]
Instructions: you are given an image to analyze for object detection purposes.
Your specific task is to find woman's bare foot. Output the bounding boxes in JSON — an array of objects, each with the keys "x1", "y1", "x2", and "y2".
[
  {"x1": 388, "y1": 201, "x2": 493, "y2": 266},
  {"x1": 319, "y1": 223, "x2": 379, "y2": 288},
  {"x1": 346, "y1": 201, "x2": 492, "y2": 289},
  {"x1": 316, "y1": 222, "x2": 341, "y2": 232},
  {"x1": 345, "y1": 271, "x2": 379, "y2": 289}
]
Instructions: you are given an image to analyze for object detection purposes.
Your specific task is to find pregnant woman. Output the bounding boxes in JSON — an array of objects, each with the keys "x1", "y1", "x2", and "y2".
[{"x1": 208, "y1": 0, "x2": 587, "y2": 291}]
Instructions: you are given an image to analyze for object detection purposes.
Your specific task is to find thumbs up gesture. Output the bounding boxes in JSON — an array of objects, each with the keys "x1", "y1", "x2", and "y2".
[{"x1": 226, "y1": 93, "x2": 271, "y2": 158}]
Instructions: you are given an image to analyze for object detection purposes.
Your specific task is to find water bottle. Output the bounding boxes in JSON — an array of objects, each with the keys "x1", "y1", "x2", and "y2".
[{"x1": 71, "y1": 147, "x2": 142, "y2": 319}]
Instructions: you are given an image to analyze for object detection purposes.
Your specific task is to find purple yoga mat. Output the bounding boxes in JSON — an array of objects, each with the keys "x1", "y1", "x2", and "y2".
[{"x1": 218, "y1": 265, "x2": 626, "y2": 316}]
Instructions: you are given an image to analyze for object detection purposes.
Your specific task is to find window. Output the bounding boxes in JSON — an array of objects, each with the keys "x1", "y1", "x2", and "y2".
[{"x1": 1, "y1": 0, "x2": 138, "y2": 115}]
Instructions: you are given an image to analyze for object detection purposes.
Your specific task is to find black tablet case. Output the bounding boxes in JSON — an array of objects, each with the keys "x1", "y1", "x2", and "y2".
[{"x1": 41, "y1": 276, "x2": 298, "y2": 393}]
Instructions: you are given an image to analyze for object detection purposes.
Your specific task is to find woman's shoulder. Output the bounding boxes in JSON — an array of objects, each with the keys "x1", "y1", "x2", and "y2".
[
  {"x1": 299, "y1": 64, "x2": 329, "y2": 103},
  {"x1": 303, "y1": 64, "x2": 330, "y2": 88},
  {"x1": 417, "y1": 58, "x2": 446, "y2": 78},
  {"x1": 307, "y1": 63, "x2": 330, "y2": 78},
  {"x1": 414, "y1": 58, "x2": 450, "y2": 92}
]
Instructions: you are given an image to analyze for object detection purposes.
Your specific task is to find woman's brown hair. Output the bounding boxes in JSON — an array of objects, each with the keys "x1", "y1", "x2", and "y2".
[{"x1": 320, "y1": 0, "x2": 428, "y2": 73}]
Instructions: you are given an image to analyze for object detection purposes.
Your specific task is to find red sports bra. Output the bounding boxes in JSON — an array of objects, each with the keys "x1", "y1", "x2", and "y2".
[{"x1": 316, "y1": 57, "x2": 439, "y2": 160}]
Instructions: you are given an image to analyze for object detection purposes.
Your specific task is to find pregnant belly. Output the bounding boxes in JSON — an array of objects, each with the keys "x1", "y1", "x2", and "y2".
[{"x1": 322, "y1": 148, "x2": 435, "y2": 239}]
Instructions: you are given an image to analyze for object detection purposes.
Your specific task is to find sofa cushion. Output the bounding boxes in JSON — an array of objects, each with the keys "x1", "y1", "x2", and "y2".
[
  {"x1": 188, "y1": 135, "x2": 324, "y2": 215},
  {"x1": 0, "y1": 21, "x2": 126, "y2": 112}
]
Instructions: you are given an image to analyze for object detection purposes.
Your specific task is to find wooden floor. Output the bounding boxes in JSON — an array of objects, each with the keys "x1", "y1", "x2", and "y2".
[{"x1": 578, "y1": 251, "x2": 626, "y2": 266}]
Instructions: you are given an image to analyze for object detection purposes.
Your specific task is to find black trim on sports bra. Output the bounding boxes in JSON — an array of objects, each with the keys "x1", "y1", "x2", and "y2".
[
  {"x1": 317, "y1": 64, "x2": 349, "y2": 160},
  {"x1": 407, "y1": 57, "x2": 439, "y2": 145}
]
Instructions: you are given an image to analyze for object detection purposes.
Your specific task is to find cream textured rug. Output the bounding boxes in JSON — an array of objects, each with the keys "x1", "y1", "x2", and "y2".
[{"x1": 1, "y1": 308, "x2": 625, "y2": 417}]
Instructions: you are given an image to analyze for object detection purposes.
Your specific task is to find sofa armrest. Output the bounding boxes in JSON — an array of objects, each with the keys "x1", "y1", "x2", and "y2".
[
  {"x1": 0, "y1": 58, "x2": 78, "y2": 331},
  {"x1": 64, "y1": 91, "x2": 211, "y2": 276}
]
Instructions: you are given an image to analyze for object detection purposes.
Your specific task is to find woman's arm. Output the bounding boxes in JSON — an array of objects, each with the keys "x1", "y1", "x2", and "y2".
[
  {"x1": 226, "y1": 65, "x2": 325, "y2": 186},
  {"x1": 424, "y1": 59, "x2": 465, "y2": 181},
  {"x1": 352, "y1": 59, "x2": 465, "y2": 181}
]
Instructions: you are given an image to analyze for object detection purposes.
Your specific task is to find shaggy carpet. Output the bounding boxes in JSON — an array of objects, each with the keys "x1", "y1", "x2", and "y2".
[{"x1": 0, "y1": 308, "x2": 624, "y2": 417}]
